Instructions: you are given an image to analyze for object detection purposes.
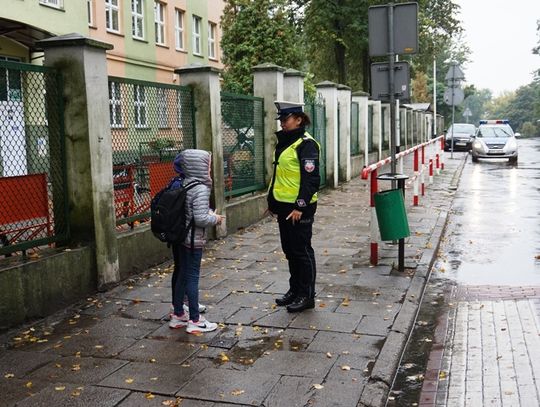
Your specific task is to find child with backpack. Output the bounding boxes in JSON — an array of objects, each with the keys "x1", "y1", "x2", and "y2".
[{"x1": 166, "y1": 149, "x2": 224, "y2": 333}]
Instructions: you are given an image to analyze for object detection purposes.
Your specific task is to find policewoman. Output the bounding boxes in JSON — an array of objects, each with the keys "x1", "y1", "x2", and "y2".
[{"x1": 268, "y1": 101, "x2": 320, "y2": 312}]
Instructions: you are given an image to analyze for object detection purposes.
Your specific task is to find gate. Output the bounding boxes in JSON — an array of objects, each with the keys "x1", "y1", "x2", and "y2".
[
  {"x1": 108, "y1": 77, "x2": 196, "y2": 228},
  {"x1": 0, "y1": 60, "x2": 68, "y2": 256},
  {"x1": 305, "y1": 94, "x2": 326, "y2": 187},
  {"x1": 220, "y1": 92, "x2": 265, "y2": 198}
]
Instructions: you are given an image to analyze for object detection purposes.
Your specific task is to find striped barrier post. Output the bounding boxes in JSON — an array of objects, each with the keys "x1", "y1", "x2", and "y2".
[{"x1": 413, "y1": 149, "x2": 419, "y2": 206}]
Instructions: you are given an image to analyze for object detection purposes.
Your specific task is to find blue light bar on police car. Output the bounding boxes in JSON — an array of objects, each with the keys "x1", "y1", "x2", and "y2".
[{"x1": 479, "y1": 119, "x2": 509, "y2": 124}]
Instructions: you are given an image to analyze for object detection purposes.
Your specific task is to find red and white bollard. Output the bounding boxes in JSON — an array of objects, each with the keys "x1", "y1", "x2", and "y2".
[
  {"x1": 369, "y1": 169, "x2": 378, "y2": 265},
  {"x1": 413, "y1": 149, "x2": 419, "y2": 206}
]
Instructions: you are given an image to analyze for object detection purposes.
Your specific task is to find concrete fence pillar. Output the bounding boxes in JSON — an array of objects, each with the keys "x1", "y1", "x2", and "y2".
[
  {"x1": 175, "y1": 64, "x2": 226, "y2": 238},
  {"x1": 283, "y1": 69, "x2": 305, "y2": 103},
  {"x1": 315, "y1": 81, "x2": 338, "y2": 188},
  {"x1": 252, "y1": 63, "x2": 285, "y2": 186},
  {"x1": 337, "y1": 85, "x2": 351, "y2": 182},
  {"x1": 352, "y1": 91, "x2": 369, "y2": 167},
  {"x1": 38, "y1": 34, "x2": 119, "y2": 289}
]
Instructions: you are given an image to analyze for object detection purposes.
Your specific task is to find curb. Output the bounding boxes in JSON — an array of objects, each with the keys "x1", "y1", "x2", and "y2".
[{"x1": 359, "y1": 155, "x2": 468, "y2": 407}]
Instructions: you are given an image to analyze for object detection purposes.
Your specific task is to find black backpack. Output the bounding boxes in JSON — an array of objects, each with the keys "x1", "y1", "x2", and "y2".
[{"x1": 150, "y1": 178, "x2": 202, "y2": 246}]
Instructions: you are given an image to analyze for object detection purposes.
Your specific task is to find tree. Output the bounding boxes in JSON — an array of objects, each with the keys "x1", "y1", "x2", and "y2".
[{"x1": 220, "y1": 0, "x2": 305, "y2": 94}]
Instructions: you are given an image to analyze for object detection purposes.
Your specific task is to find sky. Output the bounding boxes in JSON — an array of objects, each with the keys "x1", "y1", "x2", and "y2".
[{"x1": 455, "y1": 0, "x2": 540, "y2": 96}]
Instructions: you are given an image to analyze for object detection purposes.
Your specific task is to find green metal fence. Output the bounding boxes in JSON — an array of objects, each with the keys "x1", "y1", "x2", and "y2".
[
  {"x1": 0, "y1": 60, "x2": 68, "y2": 256},
  {"x1": 351, "y1": 101, "x2": 360, "y2": 155},
  {"x1": 305, "y1": 94, "x2": 326, "y2": 187},
  {"x1": 221, "y1": 92, "x2": 265, "y2": 198},
  {"x1": 108, "y1": 76, "x2": 195, "y2": 227},
  {"x1": 382, "y1": 105, "x2": 389, "y2": 150},
  {"x1": 367, "y1": 104, "x2": 374, "y2": 153}
]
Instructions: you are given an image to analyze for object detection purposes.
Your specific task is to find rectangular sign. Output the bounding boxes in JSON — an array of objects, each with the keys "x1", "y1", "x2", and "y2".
[
  {"x1": 368, "y1": 2, "x2": 418, "y2": 57},
  {"x1": 370, "y1": 62, "x2": 411, "y2": 102}
]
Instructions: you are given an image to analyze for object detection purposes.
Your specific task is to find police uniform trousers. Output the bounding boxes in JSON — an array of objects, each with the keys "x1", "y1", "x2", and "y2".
[{"x1": 277, "y1": 214, "x2": 317, "y2": 299}]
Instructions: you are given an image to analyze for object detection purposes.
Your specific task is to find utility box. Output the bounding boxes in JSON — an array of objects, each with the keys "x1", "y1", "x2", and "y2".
[{"x1": 374, "y1": 188, "x2": 410, "y2": 241}]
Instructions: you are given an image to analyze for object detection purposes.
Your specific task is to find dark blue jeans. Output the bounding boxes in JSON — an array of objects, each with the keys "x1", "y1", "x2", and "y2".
[{"x1": 172, "y1": 245, "x2": 203, "y2": 321}]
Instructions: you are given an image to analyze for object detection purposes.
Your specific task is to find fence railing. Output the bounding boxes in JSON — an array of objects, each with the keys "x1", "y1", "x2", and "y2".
[
  {"x1": 305, "y1": 95, "x2": 327, "y2": 187},
  {"x1": 351, "y1": 101, "x2": 360, "y2": 155},
  {"x1": 108, "y1": 76, "x2": 195, "y2": 228},
  {"x1": 221, "y1": 92, "x2": 265, "y2": 198},
  {"x1": 0, "y1": 60, "x2": 68, "y2": 256}
]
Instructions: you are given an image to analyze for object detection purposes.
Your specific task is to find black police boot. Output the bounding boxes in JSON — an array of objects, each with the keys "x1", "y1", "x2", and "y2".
[
  {"x1": 286, "y1": 297, "x2": 315, "y2": 313},
  {"x1": 275, "y1": 290, "x2": 296, "y2": 306}
]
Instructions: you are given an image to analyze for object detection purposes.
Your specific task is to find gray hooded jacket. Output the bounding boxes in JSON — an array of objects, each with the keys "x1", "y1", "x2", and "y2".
[{"x1": 174, "y1": 149, "x2": 218, "y2": 248}]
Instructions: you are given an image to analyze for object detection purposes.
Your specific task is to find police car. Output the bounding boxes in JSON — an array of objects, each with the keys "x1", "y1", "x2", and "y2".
[{"x1": 471, "y1": 120, "x2": 519, "y2": 164}]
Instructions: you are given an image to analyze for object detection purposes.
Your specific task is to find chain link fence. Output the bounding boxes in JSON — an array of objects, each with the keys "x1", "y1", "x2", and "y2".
[
  {"x1": 221, "y1": 92, "x2": 265, "y2": 198},
  {"x1": 305, "y1": 94, "x2": 326, "y2": 187},
  {"x1": 108, "y1": 77, "x2": 195, "y2": 228},
  {"x1": 351, "y1": 101, "x2": 360, "y2": 155},
  {"x1": 0, "y1": 60, "x2": 68, "y2": 256}
]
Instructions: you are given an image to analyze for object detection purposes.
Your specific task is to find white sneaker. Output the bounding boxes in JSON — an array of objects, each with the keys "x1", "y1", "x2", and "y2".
[
  {"x1": 168, "y1": 313, "x2": 189, "y2": 329},
  {"x1": 186, "y1": 316, "x2": 217, "y2": 334},
  {"x1": 183, "y1": 302, "x2": 207, "y2": 314}
]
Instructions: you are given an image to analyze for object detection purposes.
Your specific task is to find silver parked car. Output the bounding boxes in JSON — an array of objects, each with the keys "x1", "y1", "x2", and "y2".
[
  {"x1": 471, "y1": 120, "x2": 519, "y2": 164},
  {"x1": 444, "y1": 123, "x2": 476, "y2": 151}
]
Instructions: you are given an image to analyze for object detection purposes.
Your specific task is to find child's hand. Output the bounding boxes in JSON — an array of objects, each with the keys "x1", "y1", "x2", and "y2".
[{"x1": 215, "y1": 214, "x2": 225, "y2": 225}]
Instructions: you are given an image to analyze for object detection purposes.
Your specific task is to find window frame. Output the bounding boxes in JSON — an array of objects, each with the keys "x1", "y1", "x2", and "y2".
[
  {"x1": 208, "y1": 21, "x2": 217, "y2": 60},
  {"x1": 192, "y1": 15, "x2": 202, "y2": 56},
  {"x1": 131, "y1": 0, "x2": 145, "y2": 40},
  {"x1": 105, "y1": 0, "x2": 121, "y2": 33},
  {"x1": 108, "y1": 81, "x2": 123, "y2": 128},
  {"x1": 174, "y1": 9, "x2": 185, "y2": 51},
  {"x1": 87, "y1": 0, "x2": 94, "y2": 26},
  {"x1": 133, "y1": 85, "x2": 148, "y2": 128},
  {"x1": 157, "y1": 88, "x2": 169, "y2": 129},
  {"x1": 39, "y1": 0, "x2": 63, "y2": 9},
  {"x1": 154, "y1": 1, "x2": 166, "y2": 46}
]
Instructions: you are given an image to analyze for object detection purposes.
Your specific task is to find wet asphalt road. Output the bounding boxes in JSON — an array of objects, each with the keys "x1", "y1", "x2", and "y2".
[
  {"x1": 443, "y1": 137, "x2": 540, "y2": 286},
  {"x1": 390, "y1": 137, "x2": 540, "y2": 407}
]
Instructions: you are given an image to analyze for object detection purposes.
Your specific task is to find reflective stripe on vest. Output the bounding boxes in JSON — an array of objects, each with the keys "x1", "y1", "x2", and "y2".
[{"x1": 273, "y1": 132, "x2": 319, "y2": 204}]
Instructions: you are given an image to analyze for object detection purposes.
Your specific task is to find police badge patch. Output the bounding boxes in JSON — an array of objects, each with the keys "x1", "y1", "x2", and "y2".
[{"x1": 304, "y1": 159, "x2": 315, "y2": 173}]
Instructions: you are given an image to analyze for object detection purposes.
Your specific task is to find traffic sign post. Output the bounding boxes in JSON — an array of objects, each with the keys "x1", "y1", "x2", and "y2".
[
  {"x1": 444, "y1": 62, "x2": 465, "y2": 158},
  {"x1": 368, "y1": 2, "x2": 418, "y2": 272},
  {"x1": 463, "y1": 107, "x2": 472, "y2": 123}
]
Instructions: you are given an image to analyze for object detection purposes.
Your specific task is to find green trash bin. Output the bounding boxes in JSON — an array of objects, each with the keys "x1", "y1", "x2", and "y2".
[{"x1": 374, "y1": 188, "x2": 410, "y2": 241}]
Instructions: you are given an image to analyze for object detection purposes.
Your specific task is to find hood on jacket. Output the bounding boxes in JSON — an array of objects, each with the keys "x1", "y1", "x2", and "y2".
[{"x1": 174, "y1": 149, "x2": 212, "y2": 186}]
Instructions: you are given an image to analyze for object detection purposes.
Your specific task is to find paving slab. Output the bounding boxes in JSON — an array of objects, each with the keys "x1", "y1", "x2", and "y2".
[{"x1": 0, "y1": 153, "x2": 464, "y2": 406}]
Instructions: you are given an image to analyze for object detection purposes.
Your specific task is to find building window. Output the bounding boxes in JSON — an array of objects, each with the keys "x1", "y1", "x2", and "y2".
[
  {"x1": 105, "y1": 0, "x2": 120, "y2": 33},
  {"x1": 192, "y1": 15, "x2": 202, "y2": 56},
  {"x1": 0, "y1": 56, "x2": 22, "y2": 102},
  {"x1": 39, "y1": 0, "x2": 63, "y2": 8},
  {"x1": 208, "y1": 22, "x2": 216, "y2": 59},
  {"x1": 154, "y1": 2, "x2": 165, "y2": 45},
  {"x1": 175, "y1": 9, "x2": 184, "y2": 50},
  {"x1": 109, "y1": 82, "x2": 122, "y2": 128},
  {"x1": 134, "y1": 85, "x2": 147, "y2": 128},
  {"x1": 157, "y1": 88, "x2": 168, "y2": 128},
  {"x1": 87, "y1": 0, "x2": 93, "y2": 26},
  {"x1": 131, "y1": 0, "x2": 145, "y2": 39}
]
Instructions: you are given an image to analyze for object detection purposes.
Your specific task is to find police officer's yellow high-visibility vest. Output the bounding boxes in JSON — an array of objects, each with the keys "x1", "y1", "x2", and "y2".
[{"x1": 273, "y1": 132, "x2": 320, "y2": 204}]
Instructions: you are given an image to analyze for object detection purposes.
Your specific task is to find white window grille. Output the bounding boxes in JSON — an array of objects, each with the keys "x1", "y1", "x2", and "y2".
[
  {"x1": 134, "y1": 85, "x2": 147, "y2": 128},
  {"x1": 131, "y1": 0, "x2": 145, "y2": 39},
  {"x1": 192, "y1": 15, "x2": 202, "y2": 56},
  {"x1": 157, "y1": 88, "x2": 168, "y2": 128},
  {"x1": 175, "y1": 9, "x2": 184, "y2": 50},
  {"x1": 87, "y1": 0, "x2": 93, "y2": 26},
  {"x1": 105, "y1": 0, "x2": 120, "y2": 33},
  {"x1": 0, "y1": 56, "x2": 23, "y2": 102},
  {"x1": 39, "y1": 0, "x2": 63, "y2": 8},
  {"x1": 108, "y1": 82, "x2": 122, "y2": 128},
  {"x1": 208, "y1": 22, "x2": 216, "y2": 59},
  {"x1": 154, "y1": 2, "x2": 165, "y2": 45}
]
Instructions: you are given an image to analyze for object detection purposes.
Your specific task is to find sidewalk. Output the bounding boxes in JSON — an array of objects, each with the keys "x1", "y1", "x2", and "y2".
[{"x1": 0, "y1": 153, "x2": 465, "y2": 407}]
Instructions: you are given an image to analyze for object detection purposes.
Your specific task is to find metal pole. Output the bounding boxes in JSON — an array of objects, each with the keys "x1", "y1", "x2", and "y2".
[
  {"x1": 433, "y1": 58, "x2": 437, "y2": 137},
  {"x1": 388, "y1": 4, "x2": 396, "y2": 187}
]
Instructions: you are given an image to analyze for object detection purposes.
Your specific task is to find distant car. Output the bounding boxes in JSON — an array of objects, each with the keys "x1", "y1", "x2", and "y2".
[
  {"x1": 444, "y1": 123, "x2": 476, "y2": 151},
  {"x1": 471, "y1": 120, "x2": 519, "y2": 164}
]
